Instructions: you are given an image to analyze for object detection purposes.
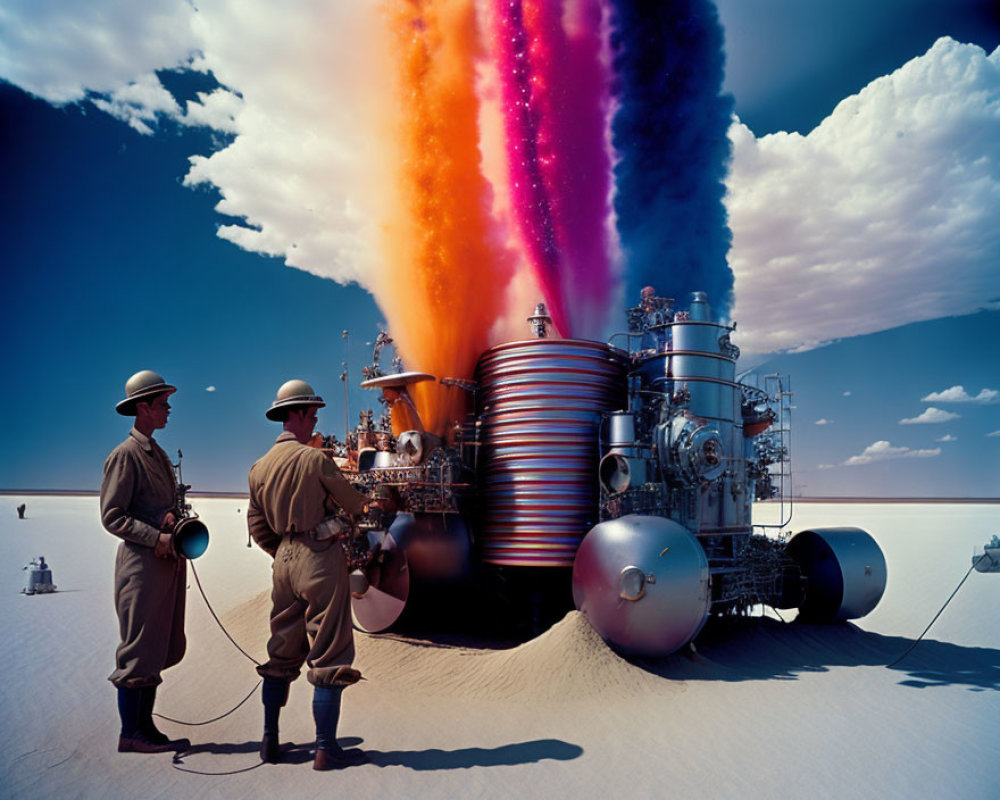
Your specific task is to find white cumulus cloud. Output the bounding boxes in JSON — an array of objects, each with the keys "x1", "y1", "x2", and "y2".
[
  {"x1": 814, "y1": 418, "x2": 833, "y2": 425},
  {"x1": 90, "y1": 71, "x2": 183, "y2": 135},
  {"x1": 0, "y1": 0, "x2": 391, "y2": 289},
  {"x1": 842, "y1": 391, "x2": 852, "y2": 397},
  {"x1": 181, "y1": 88, "x2": 244, "y2": 134},
  {"x1": 0, "y1": 0, "x2": 199, "y2": 105},
  {"x1": 900, "y1": 407, "x2": 961, "y2": 424},
  {"x1": 988, "y1": 430, "x2": 1000, "y2": 438},
  {"x1": 921, "y1": 385, "x2": 999, "y2": 405},
  {"x1": 205, "y1": 386, "x2": 216, "y2": 392},
  {"x1": 843, "y1": 440, "x2": 941, "y2": 466},
  {"x1": 177, "y1": 1, "x2": 392, "y2": 288},
  {"x1": 728, "y1": 38, "x2": 1000, "y2": 354},
  {"x1": 936, "y1": 434, "x2": 957, "y2": 442}
]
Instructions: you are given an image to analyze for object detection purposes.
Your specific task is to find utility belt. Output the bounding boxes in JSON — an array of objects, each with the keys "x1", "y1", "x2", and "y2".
[
  {"x1": 285, "y1": 515, "x2": 353, "y2": 549},
  {"x1": 312, "y1": 515, "x2": 352, "y2": 542}
]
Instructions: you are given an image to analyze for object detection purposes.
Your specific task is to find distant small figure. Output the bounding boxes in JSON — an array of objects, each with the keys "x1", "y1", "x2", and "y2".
[{"x1": 16, "y1": 503, "x2": 26, "y2": 519}]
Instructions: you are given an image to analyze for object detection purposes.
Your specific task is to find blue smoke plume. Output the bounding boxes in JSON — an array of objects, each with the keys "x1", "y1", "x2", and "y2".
[{"x1": 609, "y1": 0, "x2": 735, "y2": 317}]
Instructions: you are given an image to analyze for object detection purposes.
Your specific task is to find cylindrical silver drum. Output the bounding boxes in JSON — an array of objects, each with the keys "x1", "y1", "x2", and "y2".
[
  {"x1": 669, "y1": 321, "x2": 738, "y2": 424},
  {"x1": 605, "y1": 411, "x2": 636, "y2": 450},
  {"x1": 476, "y1": 339, "x2": 628, "y2": 567},
  {"x1": 635, "y1": 330, "x2": 738, "y2": 426},
  {"x1": 785, "y1": 527, "x2": 887, "y2": 621},
  {"x1": 642, "y1": 300, "x2": 747, "y2": 537}
]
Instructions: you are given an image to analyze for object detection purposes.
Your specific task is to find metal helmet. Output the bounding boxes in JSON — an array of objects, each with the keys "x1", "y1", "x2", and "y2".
[
  {"x1": 116, "y1": 370, "x2": 177, "y2": 416},
  {"x1": 266, "y1": 379, "x2": 325, "y2": 421}
]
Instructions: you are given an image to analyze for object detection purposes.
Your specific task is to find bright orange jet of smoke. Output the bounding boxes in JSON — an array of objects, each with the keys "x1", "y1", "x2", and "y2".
[{"x1": 372, "y1": 0, "x2": 514, "y2": 438}]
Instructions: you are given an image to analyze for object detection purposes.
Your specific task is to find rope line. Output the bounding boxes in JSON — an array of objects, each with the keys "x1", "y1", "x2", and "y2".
[
  {"x1": 190, "y1": 560, "x2": 262, "y2": 666},
  {"x1": 153, "y1": 680, "x2": 262, "y2": 726},
  {"x1": 151, "y1": 560, "x2": 264, "y2": 729},
  {"x1": 887, "y1": 553, "x2": 988, "y2": 668}
]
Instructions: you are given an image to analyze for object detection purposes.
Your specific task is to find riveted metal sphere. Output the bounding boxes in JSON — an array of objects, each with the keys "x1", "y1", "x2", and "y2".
[
  {"x1": 786, "y1": 527, "x2": 887, "y2": 622},
  {"x1": 572, "y1": 515, "x2": 711, "y2": 656},
  {"x1": 475, "y1": 339, "x2": 628, "y2": 567}
]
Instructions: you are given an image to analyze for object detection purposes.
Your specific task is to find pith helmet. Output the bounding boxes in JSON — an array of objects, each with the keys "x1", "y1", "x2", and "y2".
[
  {"x1": 266, "y1": 379, "x2": 325, "y2": 421},
  {"x1": 116, "y1": 370, "x2": 177, "y2": 416}
]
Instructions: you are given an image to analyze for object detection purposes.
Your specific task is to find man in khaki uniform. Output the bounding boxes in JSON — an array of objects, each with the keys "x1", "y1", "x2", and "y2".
[
  {"x1": 100, "y1": 370, "x2": 190, "y2": 754},
  {"x1": 248, "y1": 379, "x2": 374, "y2": 770}
]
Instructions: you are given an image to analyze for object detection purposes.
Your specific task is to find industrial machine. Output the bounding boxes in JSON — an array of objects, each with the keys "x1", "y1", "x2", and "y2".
[{"x1": 339, "y1": 289, "x2": 888, "y2": 656}]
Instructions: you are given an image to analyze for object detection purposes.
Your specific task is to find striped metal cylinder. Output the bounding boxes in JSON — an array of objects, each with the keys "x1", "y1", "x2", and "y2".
[{"x1": 475, "y1": 339, "x2": 628, "y2": 567}]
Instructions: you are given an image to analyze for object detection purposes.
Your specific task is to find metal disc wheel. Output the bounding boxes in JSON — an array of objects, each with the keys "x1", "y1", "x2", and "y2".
[{"x1": 351, "y1": 532, "x2": 410, "y2": 633}]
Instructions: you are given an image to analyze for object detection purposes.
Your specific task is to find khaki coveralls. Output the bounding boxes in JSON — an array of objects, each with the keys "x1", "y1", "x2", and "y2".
[
  {"x1": 247, "y1": 432, "x2": 368, "y2": 687},
  {"x1": 101, "y1": 428, "x2": 186, "y2": 688}
]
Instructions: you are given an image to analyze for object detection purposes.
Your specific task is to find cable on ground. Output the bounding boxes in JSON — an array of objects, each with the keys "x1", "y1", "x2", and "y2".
[
  {"x1": 153, "y1": 560, "x2": 263, "y2": 728},
  {"x1": 887, "y1": 553, "x2": 988, "y2": 668}
]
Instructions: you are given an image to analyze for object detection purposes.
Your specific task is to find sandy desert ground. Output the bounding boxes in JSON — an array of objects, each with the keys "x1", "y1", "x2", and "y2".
[{"x1": 2, "y1": 495, "x2": 997, "y2": 799}]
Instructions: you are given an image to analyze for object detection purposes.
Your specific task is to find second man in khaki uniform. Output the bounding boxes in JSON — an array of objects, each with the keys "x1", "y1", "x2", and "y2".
[{"x1": 248, "y1": 379, "x2": 373, "y2": 770}]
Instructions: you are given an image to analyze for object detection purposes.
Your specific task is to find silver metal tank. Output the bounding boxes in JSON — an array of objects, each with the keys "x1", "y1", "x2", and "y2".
[
  {"x1": 637, "y1": 293, "x2": 738, "y2": 423},
  {"x1": 639, "y1": 292, "x2": 748, "y2": 536},
  {"x1": 476, "y1": 339, "x2": 628, "y2": 567},
  {"x1": 572, "y1": 515, "x2": 711, "y2": 655},
  {"x1": 784, "y1": 527, "x2": 888, "y2": 621}
]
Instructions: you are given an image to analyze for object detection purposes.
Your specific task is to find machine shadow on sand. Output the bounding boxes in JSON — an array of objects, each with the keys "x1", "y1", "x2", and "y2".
[{"x1": 635, "y1": 616, "x2": 1000, "y2": 692}]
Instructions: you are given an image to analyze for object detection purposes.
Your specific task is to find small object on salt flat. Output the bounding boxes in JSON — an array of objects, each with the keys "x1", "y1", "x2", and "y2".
[
  {"x1": 973, "y1": 534, "x2": 1000, "y2": 573},
  {"x1": 22, "y1": 556, "x2": 57, "y2": 595}
]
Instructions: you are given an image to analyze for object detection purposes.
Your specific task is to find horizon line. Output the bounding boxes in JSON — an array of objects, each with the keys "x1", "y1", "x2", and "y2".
[{"x1": 2, "y1": 489, "x2": 998, "y2": 505}]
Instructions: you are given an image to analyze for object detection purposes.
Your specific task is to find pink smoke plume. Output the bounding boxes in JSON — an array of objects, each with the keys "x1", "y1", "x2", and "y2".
[{"x1": 490, "y1": 0, "x2": 615, "y2": 338}]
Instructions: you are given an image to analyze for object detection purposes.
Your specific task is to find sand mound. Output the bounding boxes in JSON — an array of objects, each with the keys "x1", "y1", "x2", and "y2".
[
  {"x1": 355, "y1": 611, "x2": 672, "y2": 703},
  {"x1": 219, "y1": 588, "x2": 272, "y2": 652},
  {"x1": 220, "y1": 593, "x2": 669, "y2": 703}
]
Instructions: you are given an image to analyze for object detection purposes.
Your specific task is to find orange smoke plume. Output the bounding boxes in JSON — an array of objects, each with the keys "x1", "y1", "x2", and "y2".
[{"x1": 372, "y1": 0, "x2": 514, "y2": 438}]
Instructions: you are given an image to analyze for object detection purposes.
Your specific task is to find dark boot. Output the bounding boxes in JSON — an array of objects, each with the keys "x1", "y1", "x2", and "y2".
[
  {"x1": 117, "y1": 687, "x2": 174, "y2": 754},
  {"x1": 260, "y1": 677, "x2": 289, "y2": 763},
  {"x1": 312, "y1": 685, "x2": 369, "y2": 771},
  {"x1": 139, "y1": 686, "x2": 190, "y2": 751}
]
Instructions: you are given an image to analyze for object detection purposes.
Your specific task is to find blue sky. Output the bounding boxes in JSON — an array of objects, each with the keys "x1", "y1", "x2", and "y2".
[{"x1": 1, "y1": 1, "x2": 998, "y2": 496}]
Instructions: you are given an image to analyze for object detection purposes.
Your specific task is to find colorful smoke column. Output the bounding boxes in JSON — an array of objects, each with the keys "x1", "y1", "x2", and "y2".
[
  {"x1": 373, "y1": 0, "x2": 514, "y2": 437},
  {"x1": 607, "y1": 0, "x2": 734, "y2": 315},
  {"x1": 491, "y1": 0, "x2": 615, "y2": 338},
  {"x1": 367, "y1": 0, "x2": 733, "y2": 436}
]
